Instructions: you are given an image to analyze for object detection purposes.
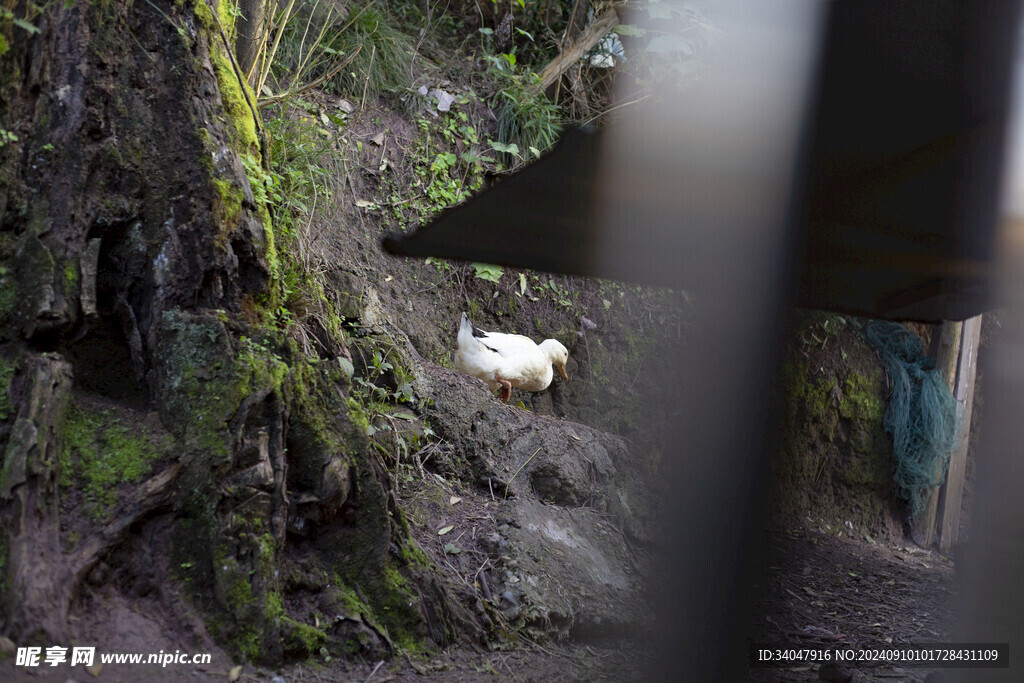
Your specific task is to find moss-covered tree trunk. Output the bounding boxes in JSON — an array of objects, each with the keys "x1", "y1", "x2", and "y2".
[
  {"x1": 0, "y1": 0, "x2": 281, "y2": 643},
  {"x1": 0, "y1": 0, "x2": 469, "y2": 661},
  {"x1": 0, "y1": 0, "x2": 471, "y2": 663}
]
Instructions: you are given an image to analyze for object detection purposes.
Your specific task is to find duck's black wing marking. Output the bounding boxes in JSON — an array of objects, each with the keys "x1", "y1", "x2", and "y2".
[
  {"x1": 479, "y1": 339, "x2": 505, "y2": 357},
  {"x1": 474, "y1": 329, "x2": 506, "y2": 357}
]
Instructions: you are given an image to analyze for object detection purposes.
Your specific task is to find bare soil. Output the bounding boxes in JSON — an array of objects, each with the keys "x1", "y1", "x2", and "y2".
[{"x1": 749, "y1": 526, "x2": 956, "y2": 682}]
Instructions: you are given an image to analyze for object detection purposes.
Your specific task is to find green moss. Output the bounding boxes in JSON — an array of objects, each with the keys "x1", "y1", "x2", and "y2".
[
  {"x1": 212, "y1": 544, "x2": 267, "y2": 661},
  {"x1": 215, "y1": 0, "x2": 237, "y2": 39},
  {"x1": 0, "y1": 34, "x2": 9, "y2": 59},
  {"x1": 62, "y1": 401, "x2": 170, "y2": 519},
  {"x1": 346, "y1": 398, "x2": 371, "y2": 436},
  {"x1": 370, "y1": 563, "x2": 428, "y2": 653},
  {"x1": 210, "y1": 45, "x2": 258, "y2": 154},
  {"x1": 287, "y1": 359, "x2": 357, "y2": 497},
  {"x1": 840, "y1": 371, "x2": 885, "y2": 422},
  {"x1": 806, "y1": 378, "x2": 834, "y2": 419},
  {"x1": 195, "y1": 127, "x2": 215, "y2": 169},
  {"x1": 197, "y1": 0, "x2": 258, "y2": 154},
  {"x1": 281, "y1": 616, "x2": 327, "y2": 654},
  {"x1": 237, "y1": 335, "x2": 289, "y2": 394},
  {"x1": 781, "y1": 358, "x2": 838, "y2": 442},
  {"x1": 329, "y1": 562, "x2": 429, "y2": 656},
  {"x1": 62, "y1": 259, "x2": 79, "y2": 302},
  {"x1": 399, "y1": 539, "x2": 433, "y2": 572},
  {"x1": 157, "y1": 314, "x2": 289, "y2": 466},
  {"x1": 193, "y1": 0, "x2": 216, "y2": 34},
  {"x1": 264, "y1": 589, "x2": 284, "y2": 620},
  {"x1": 212, "y1": 177, "x2": 243, "y2": 229},
  {"x1": 156, "y1": 315, "x2": 304, "y2": 663}
]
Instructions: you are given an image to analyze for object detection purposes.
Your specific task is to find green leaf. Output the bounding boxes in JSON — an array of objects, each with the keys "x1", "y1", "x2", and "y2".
[
  {"x1": 438, "y1": 525, "x2": 454, "y2": 536},
  {"x1": 478, "y1": 27, "x2": 493, "y2": 35},
  {"x1": 13, "y1": 18, "x2": 40, "y2": 35},
  {"x1": 471, "y1": 263, "x2": 503, "y2": 283},
  {"x1": 488, "y1": 140, "x2": 520, "y2": 155},
  {"x1": 515, "y1": 27, "x2": 534, "y2": 42},
  {"x1": 443, "y1": 543, "x2": 462, "y2": 555},
  {"x1": 614, "y1": 24, "x2": 646, "y2": 37}
]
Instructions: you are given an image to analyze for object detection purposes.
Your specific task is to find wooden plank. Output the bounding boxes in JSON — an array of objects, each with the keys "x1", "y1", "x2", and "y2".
[
  {"x1": 913, "y1": 320, "x2": 961, "y2": 546},
  {"x1": 537, "y1": 8, "x2": 620, "y2": 90},
  {"x1": 937, "y1": 314, "x2": 982, "y2": 552}
]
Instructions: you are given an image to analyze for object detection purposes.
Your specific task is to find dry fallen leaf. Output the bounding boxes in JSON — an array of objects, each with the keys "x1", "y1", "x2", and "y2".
[
  {"x1": 438, "y1": 525, "x2": 454, "y2": 535},
  {"x1": 450, "y1": 496, "x2": 462, "y2": 505},
  {"x1": 229, "y1": 664, "x2": 243, "y2": 682},
  {"x1": 371, "y1": 132, "x2": 385, "y2": 146}
]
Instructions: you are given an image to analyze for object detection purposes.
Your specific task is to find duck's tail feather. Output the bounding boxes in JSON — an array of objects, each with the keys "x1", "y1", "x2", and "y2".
[{"x1": 458, "y1": 313, "x2": 475, "y2": 348}]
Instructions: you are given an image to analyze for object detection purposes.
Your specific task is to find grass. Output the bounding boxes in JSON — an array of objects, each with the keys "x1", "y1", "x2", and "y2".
[
  {"x1": 258, "y1": 104, "x2": 342, "y2": 344},
  {"x1": 482, "y1": 50, "x2": 561, "y2": 165},
  {"x1": 318, "y1": 3, "x2": 416, "y2": 103}
]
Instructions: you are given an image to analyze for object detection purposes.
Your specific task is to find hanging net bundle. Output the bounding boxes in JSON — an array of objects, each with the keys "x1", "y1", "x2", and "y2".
[{"x1": 863, "y1": 320, "x2": 960, "y2": 521}]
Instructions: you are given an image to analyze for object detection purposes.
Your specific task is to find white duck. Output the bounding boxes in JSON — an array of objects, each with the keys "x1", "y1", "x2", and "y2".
[{"x1": 455, "y1": 313, "x2": 569, "y2": 401}]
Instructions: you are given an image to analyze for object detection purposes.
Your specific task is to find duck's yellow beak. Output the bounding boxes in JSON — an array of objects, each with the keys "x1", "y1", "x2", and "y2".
[{"x1": 557, "y1": 364, "x2": 568, "y2": 380}]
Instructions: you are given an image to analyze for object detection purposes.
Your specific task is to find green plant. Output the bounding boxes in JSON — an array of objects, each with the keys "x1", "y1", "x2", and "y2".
[
  {"x1": 482, "y1": 50, "x2": 561, "y2": 164},
  {"x1": 0, "y1": 6, "x2": 42, "y2": 41},
  {"x1": 799, "y1": 314, "x2": 848, "y2": 352},
  {"x1": 258, "y1": 109, "x2": 340, "y2": 327},
  {"x1": 383, "y1": 110, "x2": 491, "y2": 232},
  {"x1": 0, "y1": 129, "x2": 17, "y2": 147},
  {"x1": 471, "y1": 263, "x2": 503, "y2": 284},
  {"x1": 530, "y1": 274, "x2": 580, "y2": 312},
  {"x1": 316, "y1": 3, "x2": 415, "y2": 104},
  {"x1": 242, "y1": 0, "x2": 363, "y2": 108}
]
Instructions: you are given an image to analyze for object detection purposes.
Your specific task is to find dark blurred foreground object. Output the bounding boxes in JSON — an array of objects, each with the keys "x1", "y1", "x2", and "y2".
[
  {"x1": 385, "y1": 1, "x2": 1023, "y2": 680},
  {"x1": 386, "y1": 3, "x2": 1018, "y2": 324}
]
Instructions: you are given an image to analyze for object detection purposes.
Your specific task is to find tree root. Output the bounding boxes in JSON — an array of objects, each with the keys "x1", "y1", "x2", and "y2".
[{"x1": 68, "y1": 462, "x2": 183, "y2": 592}]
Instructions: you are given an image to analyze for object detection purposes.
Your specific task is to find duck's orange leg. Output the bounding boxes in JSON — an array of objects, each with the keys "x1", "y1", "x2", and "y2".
[{"x1": 496, "y1": 376, "x2": 513, "y2": 402}]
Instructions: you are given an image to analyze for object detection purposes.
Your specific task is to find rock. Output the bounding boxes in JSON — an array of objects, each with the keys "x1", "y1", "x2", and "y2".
[
  {"x1": 496, "y1": 499, "x2": 646, "y2": 640},
  {"x1": 396, "y1": 350, "x2": 653, "y2": 641}
]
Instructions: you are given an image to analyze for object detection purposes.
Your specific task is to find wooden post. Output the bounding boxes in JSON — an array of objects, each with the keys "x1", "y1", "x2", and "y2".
[
  {"x1": 913, "y1": 320, "x2": 962, "y2": 546},
  {"x1": 937, "y1": 314, "x2": 983, "y2": 552}
]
